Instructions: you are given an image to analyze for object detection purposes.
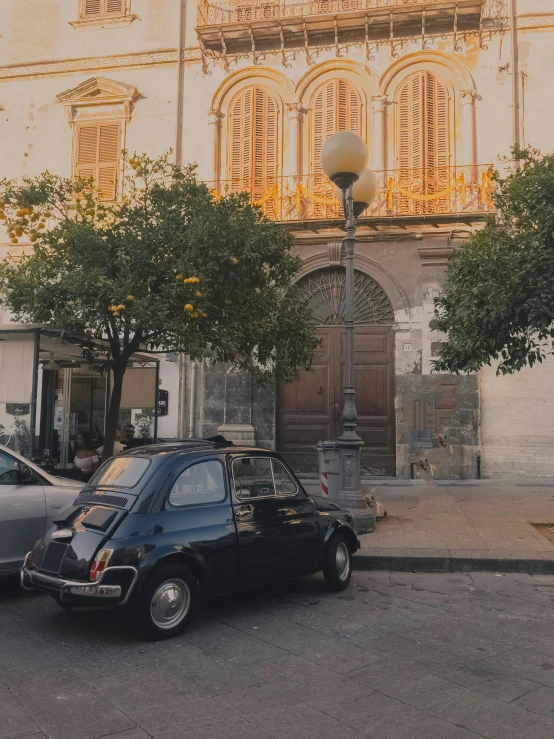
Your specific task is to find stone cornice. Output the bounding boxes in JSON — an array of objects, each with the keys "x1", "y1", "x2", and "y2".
[
  {"x1": 517, "y1": 13, "x2": 554, "y2": 30},
  {"x1": 0, "y1": 47, "x2": 202, "y2": 80}
]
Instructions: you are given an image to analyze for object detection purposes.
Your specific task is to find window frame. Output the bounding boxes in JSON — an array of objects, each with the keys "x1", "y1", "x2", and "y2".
[
  {"x1": 166, "y1": 458, "x2": 228, "y2": 510},
  {"x1": 230, "y1": 454, "x2": 299, "y2": 501}
]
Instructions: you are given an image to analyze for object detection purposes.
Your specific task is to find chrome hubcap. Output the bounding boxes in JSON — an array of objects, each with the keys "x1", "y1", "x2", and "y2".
[
  {"x1": 150, "y1": 579, "x2": 190, "y2": 629},
  {"x1": 336, "y1": 542, "x2": 350, "y2": 581}
]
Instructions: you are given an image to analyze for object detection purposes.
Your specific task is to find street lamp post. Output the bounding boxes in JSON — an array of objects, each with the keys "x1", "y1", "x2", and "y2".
[{"x1": 321, "y1": 132, "x2": 378, "y2": 534}]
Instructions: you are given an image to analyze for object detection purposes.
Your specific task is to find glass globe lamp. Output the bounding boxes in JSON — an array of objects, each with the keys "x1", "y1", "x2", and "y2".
[
  {"x1": 321, "y1": 131, "x2": 369, "y2": 190},
  {"x1": 335, "y1": 169, "x2": 378, "y2": 217}
]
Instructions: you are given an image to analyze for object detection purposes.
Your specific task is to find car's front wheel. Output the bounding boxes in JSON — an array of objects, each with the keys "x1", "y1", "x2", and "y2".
[
  {"x1": 134, "y1": 564, "x2": 198, "y2": 640},
  {"x1": 322, "y1": 533, "x2": 352, "y2": 591}
]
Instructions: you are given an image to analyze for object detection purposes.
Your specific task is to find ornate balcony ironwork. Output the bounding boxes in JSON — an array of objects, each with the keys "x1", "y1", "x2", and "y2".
[
  {"x1": 198, "y1": 0, "x2": 473, "y2": 27},
  {"x1": 209, "y1": 165, "x2": 494, "y2": 223},
  {"x1": 195, "y1": 0, "x2": 496, "y2": 63}
]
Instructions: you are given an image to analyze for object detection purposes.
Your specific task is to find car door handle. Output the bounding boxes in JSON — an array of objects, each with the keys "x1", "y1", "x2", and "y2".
[
  {"x1": 49, "y1": 504, "x2": 64, "y2": 509},
  {"x1": 235, "y1": 505, "x2": 252, "y2": 518}
]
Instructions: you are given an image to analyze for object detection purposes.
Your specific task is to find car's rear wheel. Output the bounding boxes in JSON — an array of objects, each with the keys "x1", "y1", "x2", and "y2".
[
  {"x1": 134, "y1": 564, "x2": 198, "y2": 640},
  {"x1": 322, "y1": 533, "x2": 352, "y2": 591}
]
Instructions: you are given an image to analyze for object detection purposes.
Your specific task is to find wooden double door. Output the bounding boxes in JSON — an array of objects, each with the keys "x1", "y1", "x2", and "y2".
[{"x1": 278, "y1": 325, "x2": 395, "y2": 475}]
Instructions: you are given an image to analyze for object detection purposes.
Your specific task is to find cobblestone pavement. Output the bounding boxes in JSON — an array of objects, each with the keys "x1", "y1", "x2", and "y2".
[{"x1": 1, "y1": 571, "x2": 554, "y2": 739}]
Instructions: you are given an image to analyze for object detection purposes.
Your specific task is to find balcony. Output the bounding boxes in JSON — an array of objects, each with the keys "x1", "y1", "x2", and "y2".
[
  {"x1": 210, "y1": 165, "x2": 494, "y2": 226},
  {"x1": 196, "y1": 0, "x2": 488, "y2": 58}
]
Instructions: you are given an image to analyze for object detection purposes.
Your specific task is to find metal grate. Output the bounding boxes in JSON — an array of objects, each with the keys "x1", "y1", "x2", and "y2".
[{"x1": 76, "y1": 493, "x2": 129, "y2": 509}]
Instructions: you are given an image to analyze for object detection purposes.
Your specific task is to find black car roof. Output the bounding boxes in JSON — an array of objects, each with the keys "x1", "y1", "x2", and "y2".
[{"x1": 125, "y1": 437, "x2": 272, "y2": 459}]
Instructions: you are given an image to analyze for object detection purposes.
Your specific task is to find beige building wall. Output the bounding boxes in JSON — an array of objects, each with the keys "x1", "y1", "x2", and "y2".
[{"x1": 1, "y1": 0, "x2": 554, "y2": 475}]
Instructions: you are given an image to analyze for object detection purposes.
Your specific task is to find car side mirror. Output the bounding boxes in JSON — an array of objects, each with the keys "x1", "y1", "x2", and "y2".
[{"x1": 19, "y1": 463, "x2": 39, "y2": 485}]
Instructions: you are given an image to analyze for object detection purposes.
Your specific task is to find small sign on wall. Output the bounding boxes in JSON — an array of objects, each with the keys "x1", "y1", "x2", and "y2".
[{"x1": 157, "y1": 389, "x2": 169, "y2": 417}]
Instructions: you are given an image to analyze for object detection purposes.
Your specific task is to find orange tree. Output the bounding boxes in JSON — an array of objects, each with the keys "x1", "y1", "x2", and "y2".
[{"x1": 0, "y1": 154, "x2": 318, "y2": 458}]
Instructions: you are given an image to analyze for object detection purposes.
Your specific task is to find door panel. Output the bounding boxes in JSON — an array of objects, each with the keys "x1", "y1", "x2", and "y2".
[
  {"x1": 232, "y1": 456, "x2": 319, "y2": 581},
  {"x1": 278, "y1": 328, "x2": 336, "y2": 472},
  {"x1": 279, "y1": 325, "x2": 395, "y2": 475},
  {"x1": 0, "y1": 483, "x2": 46, "y2": 571}
]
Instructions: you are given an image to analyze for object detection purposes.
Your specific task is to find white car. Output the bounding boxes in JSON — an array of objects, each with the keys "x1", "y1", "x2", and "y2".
[{"x1": 0, "y1": 444, "x2": 83, "y2": 576}]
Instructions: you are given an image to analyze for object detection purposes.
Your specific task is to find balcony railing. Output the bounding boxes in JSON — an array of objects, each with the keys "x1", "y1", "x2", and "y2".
[
  {"x1": 198, "y1": 0, "x2": 467, "y2": 26},
  {"x1": 210, "y1": 165, "x2": 494, "y2": 222}
]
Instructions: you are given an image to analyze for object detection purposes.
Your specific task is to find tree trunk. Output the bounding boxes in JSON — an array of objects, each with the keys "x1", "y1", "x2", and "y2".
[{"x1": 102, "y1": 360, "x2": 126, "y2": 461}]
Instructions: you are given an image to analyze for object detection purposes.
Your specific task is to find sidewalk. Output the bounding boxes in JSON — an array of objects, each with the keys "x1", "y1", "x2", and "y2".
[{"x1": 303, "y1": 478, "x2": 554, "y2": 574}]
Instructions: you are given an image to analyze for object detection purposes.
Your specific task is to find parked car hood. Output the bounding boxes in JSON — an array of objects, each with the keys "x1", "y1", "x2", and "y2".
[{"x1": 0, "y1": 444, "x2": 83, "y2": 490}]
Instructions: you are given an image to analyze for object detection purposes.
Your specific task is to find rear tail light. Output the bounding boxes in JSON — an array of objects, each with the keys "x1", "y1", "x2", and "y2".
[{"x1": 90, "y1": 549, "x2": 113, "y2": 581}]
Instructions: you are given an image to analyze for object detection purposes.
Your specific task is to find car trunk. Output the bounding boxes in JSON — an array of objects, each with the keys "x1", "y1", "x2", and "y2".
[{"x1": 35, "y1": 503, "x2": 128, "y2": 581}]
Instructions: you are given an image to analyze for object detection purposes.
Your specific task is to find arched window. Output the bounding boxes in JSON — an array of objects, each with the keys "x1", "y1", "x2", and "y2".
[
  {"x1": 397, "y1": 71, "x2": 450, "y2": 213},
  {"x1": 311, "y1": 79, "x2": 362, "y2": 174},
  {"x1": 228, "y1": 86, "x2": 279, "y2": 208}
]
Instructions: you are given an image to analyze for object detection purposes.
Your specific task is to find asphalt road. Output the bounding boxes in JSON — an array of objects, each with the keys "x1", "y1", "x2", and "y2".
[{"x1": 1, "y1": 570, "x2": 554, "y2": 739}]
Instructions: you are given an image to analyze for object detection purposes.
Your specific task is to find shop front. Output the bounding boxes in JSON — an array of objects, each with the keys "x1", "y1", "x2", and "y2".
[{"x1": 0, "y1": 325, "x2": 161, "y2": 471}]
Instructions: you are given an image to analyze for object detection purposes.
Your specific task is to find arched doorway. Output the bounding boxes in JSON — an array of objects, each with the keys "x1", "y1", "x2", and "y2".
[{"x1": 277, "y1": 268, "x2": 396, "y2": 475}]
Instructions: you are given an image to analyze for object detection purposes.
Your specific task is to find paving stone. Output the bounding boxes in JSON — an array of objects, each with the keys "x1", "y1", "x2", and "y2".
[
  {"x1": 431, "y1": 658, "x2": 542, "y2": 702},
  {"x1": 7, "y1": 672, "x2": 134, "y2": 739},
  {"x1": 513, "y1": 685, "x2": 554, "y2": 718},
  {"x1": 0, "y1": 682, "x2": 40, "y2": 739},
  {"x1": 324, "y1": 691, "x2": 484, "y2": 739},
  {"x1": 478, "y1": 648, "x2": 554, "y2": 689},
  {"x1": 214, "y1": 683, "x2": 303, "y2": 716},
  {"x1": 247, "y1": 704, "x2": 369, "y2": 739}
]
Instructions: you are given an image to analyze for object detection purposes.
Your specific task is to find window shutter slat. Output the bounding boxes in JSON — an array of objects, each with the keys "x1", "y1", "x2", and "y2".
[
  {"x1": 98, "y1": 166, "x2": 118, "y2": 201},
  {"x1": 312, "y1": 78, "x2": 362, "y2": 175}
]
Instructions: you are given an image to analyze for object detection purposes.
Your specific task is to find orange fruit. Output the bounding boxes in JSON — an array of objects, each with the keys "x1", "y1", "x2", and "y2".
[
  {"x1": 230, "y1": 257, "x2": 239, "y2": 265},
  {"x1": 38, "y1": 223, "x2": 45, "y2": 229},
  {"x1": 113, "y1": 311, "x2": 120, "y2": 317},
  {"x1": 201, "y1": 312, "x2": 208, "y2": 318},
  {"x1": 195, "y1": 290, "x2": 203, "y2": 297},
  {"x1": 184, "y1": 303, "x2": 193, "y2": 311},
  {"x1": 190, "y1": 311, "x2": 199, "y2": 319},
  {"x1": 126, "y1": 295, "x2": 134, "y2": 301},
  {"x1": 176, "y1": 274, "x2": 184, "y2": 281},
  {"x1": 118, "y1": 304, "x2": 125, "y2": 311}
]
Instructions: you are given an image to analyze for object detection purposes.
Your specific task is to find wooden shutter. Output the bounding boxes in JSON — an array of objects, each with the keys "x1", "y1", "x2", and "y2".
[
  {"x1": 81, "y1": 0, "x2": 125, "y2": 19},
  {"x1": 82, "y1": 0, "x2": 102, "y2": 18},
  {"x1": 229, "y1": 86, "x2": 278, "y2": 200},
  {"x1": 312, "y1": 79, "x2": 362, "y2": 174},
  {"x1": 106, "y1": 0, "x2": 125, "y2": 16},
  {"x1": 75, "y1": 122, "x2": 120, "y2": 200},
  {"x1": 397, "y1": 71, "x2": 450, "y2": 212}
]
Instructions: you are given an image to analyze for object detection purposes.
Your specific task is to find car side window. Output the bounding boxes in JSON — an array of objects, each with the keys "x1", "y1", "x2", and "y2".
[
  {"x1": 272, "y1": 460, "x2": 298, "y2": 496},
  {"x1": 168, "y1": 459, "x2": 226, "y2": 508},
  {"x1": 0, "y1": 451, "x2": 22, "y2": 485},
  {"x1": 232, "y1": 457, "x2": 275, "y2": 499}
]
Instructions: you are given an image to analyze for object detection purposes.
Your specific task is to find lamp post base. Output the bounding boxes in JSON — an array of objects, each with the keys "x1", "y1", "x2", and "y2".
[{"x1": 335, "y1": 439, "x2": 375, "y2": 535}]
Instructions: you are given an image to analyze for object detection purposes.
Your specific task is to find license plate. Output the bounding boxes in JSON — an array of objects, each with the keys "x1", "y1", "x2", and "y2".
[{"x1": 40, "y1": 542, "x2": 68, "y2": 574}]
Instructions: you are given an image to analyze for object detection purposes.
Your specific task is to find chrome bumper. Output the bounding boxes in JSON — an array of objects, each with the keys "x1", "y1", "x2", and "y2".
[{"x1": 21, "y1": 556, "x2": 138, "y2": 605}]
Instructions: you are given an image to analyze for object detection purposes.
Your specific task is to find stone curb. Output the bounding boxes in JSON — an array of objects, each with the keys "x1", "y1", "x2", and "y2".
[{"x1": 353, "y1": 548, "x2": 554, "y2": 575}]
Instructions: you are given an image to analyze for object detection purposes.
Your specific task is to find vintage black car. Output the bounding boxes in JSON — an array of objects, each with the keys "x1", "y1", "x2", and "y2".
[{"x1": 21, "y1": 438, "x2": 359, "y2": 639}]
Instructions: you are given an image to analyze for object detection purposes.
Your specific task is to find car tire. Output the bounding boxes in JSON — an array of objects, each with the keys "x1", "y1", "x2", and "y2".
[
  {"x1": 322, "y1": 533, "x2": 352, "y2": 592},
  {"x1": 133, "y1": 564, "x2": 198, "y2": 641}
]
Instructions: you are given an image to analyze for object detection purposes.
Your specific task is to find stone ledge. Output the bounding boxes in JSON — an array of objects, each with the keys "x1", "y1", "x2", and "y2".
[{"x1": 353, "y1": 547, "x2": 554, "y2": 574}]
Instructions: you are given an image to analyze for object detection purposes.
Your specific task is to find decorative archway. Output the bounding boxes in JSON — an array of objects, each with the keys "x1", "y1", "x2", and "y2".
[
  {"x1": 296, "y1": 268, "x2": 394, "y2": 326},
  {"x1": 278, "y1": 268, "x2": 396, "y2": 476}
]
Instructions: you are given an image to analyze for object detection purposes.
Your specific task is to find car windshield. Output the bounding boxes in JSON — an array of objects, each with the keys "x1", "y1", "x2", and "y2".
[{"x1": 89, "y1": 456, "x2": 150, "y2": 489}]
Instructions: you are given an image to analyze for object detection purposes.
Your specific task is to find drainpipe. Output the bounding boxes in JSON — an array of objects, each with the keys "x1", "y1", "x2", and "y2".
[
  {"x1": 188, "y1": 360, "x2": 197, "y2": 437},
  {"x1": 509, "y1": 0, "x2": 520, "y2": 158},
  {"x1": 175, "y1": 0, "x2": 187, "y2": 166}
]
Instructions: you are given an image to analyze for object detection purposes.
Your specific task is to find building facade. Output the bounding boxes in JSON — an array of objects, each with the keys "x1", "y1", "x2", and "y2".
[{"x1": 1, "y1": 0, "x2": 553, "y2": 477}]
